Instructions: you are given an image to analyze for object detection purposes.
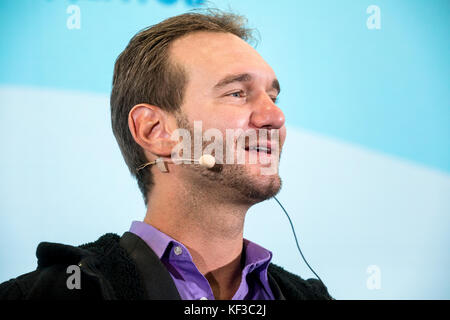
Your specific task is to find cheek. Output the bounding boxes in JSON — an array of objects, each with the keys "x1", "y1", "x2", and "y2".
[
  {"x1": 184, "y1": 95, "x2": 250, "y2": 130},
  {"x1": 208, "y1": 108, "x2": 251, "y2": 131}
]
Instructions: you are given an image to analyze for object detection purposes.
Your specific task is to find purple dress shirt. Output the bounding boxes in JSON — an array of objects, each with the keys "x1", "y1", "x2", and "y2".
[{"x1": 129, "y1": 221, "x2": 275, "y2": 300}]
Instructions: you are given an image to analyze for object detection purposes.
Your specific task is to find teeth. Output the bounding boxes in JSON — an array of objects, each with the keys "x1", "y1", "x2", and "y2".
[{"x1": 248, "y1": 146, "x2": 270, "y2": 152}]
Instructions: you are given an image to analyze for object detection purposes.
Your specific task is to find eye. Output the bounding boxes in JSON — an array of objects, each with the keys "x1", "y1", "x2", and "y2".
[{"x1": 227, "y1": 90, "x2": 246, "y2": 98}]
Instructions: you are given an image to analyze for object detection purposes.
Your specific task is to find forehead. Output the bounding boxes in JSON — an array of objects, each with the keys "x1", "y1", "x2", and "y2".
[{"x1": 169, "y1": 31, "x2": 276, "y2": 84}]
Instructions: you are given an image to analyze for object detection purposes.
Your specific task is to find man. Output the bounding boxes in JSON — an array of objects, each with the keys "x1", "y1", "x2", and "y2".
[{"x1": 0, "y1": 10, "x2": 332, "y2": 300}]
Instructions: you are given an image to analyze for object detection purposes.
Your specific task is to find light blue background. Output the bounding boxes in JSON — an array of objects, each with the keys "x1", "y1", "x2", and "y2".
[{"x1": 0, "y1": 0, "x2": 449, "y2": 299}]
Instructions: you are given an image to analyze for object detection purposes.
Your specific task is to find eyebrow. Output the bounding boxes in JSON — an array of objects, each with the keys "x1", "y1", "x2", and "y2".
[{"x1": 213, "y1": 73, "x2": 281, "y2": 94}]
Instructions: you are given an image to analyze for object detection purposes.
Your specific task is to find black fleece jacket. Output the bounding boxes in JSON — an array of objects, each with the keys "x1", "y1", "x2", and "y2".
[{"x1": 0, "y1": 232, "x2": 332, "y2": 300}]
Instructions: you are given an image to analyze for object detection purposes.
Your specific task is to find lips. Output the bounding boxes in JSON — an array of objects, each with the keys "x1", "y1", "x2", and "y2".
[{"x1": 244, "y1": 142, "x2": 272, "y2": 154}]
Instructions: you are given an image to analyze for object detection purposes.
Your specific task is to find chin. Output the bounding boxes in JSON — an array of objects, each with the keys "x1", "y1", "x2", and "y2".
[{"x1": 237, "y1": 164, "x2": 282, "y2": 202}]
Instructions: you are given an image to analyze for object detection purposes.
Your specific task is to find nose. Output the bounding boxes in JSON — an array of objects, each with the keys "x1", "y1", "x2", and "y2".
[{"x1": 249, "y1": 93, "x2": 285, "y2": 129}]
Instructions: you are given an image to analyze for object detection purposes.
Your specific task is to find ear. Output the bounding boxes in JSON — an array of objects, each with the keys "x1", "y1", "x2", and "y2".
[{"x1": 128, "y1": 104, "x2": 177, "y2": 157}]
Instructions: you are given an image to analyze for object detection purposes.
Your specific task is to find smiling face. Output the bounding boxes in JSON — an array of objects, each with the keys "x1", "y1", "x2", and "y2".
[{"x1": 169, "y1": 31, "x2": 287, "y2": 203}]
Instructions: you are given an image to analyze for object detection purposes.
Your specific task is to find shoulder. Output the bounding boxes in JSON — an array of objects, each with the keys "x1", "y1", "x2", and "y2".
[
  {"x1": 0, "y1": 233, "x2": 122, "y2": 300},
  {"x1": 0, "y1": 262, "x2": 101, "y2": 300},
  {"x1": 0, "y1": 271, "x2": 37, "y2": 300},
  {"x1": 268, "y1": 263, "x2": 333, "y2": 300}
]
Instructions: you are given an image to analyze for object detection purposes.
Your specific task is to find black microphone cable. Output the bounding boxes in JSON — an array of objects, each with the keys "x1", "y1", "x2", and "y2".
[{"x1": 273, "y1": 196, "x2": 325, "y2": 286}]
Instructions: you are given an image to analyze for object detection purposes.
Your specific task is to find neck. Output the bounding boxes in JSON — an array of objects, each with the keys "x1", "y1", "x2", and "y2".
[{"x1": 143, "y1": 173, "x2": 252, "y2": 299}]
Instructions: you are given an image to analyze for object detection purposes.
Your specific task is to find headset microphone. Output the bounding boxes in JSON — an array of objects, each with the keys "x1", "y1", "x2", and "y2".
[
  {"x1": 136, "y1": 154, "x2": 216, "y2": 172},
  {"x1": 136, "y1": 155, "x2": 325, "y2": 286}
]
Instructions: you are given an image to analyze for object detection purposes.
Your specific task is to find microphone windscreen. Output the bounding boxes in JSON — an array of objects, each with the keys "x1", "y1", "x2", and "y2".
[{"x1": 198, "y1": 154, "x2": 216, "y2": 168}]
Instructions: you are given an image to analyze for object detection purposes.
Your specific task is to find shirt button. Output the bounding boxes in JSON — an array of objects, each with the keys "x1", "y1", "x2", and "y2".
[
  {"x1": 200, "y1": 297, "x2": 208, "y2": 300},
  {"x1": 173, "y1": 246, "x2": 183, "y2": 256}
]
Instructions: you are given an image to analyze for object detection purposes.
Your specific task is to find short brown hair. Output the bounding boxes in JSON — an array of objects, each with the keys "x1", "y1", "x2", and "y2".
[{"x1": 110, "y1": 9, "x2": 255, "y2": 205}]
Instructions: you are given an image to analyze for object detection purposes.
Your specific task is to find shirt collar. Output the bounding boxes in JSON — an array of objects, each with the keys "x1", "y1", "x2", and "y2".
[
  {"x1": 129, "y1": 220, "x2": 175, "y2": 259},
  {"x1": 129, "y1": 220, "x2": 272, "y2": 269},
  {"x1": 242, "y1": 238, "x2": 273, "y2": 272}
]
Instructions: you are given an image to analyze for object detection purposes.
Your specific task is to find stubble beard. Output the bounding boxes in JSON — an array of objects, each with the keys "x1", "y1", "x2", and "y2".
[{"x1": 175, "y1": 113, "x2": 282, "y2": 205}]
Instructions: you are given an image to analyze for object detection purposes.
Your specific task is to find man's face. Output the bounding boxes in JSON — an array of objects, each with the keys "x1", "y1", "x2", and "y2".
[{"x1": 169, "y1": 31, "x2": 286, "y2": 203}]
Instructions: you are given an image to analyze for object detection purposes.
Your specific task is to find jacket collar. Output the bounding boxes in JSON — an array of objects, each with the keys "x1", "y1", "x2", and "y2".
[
  {"x1": 119, "y1": 232, "x2": 181, "y2": 300},
  {"x1": 120, "y1": 231, "x2": 286, "y2": 300}
]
